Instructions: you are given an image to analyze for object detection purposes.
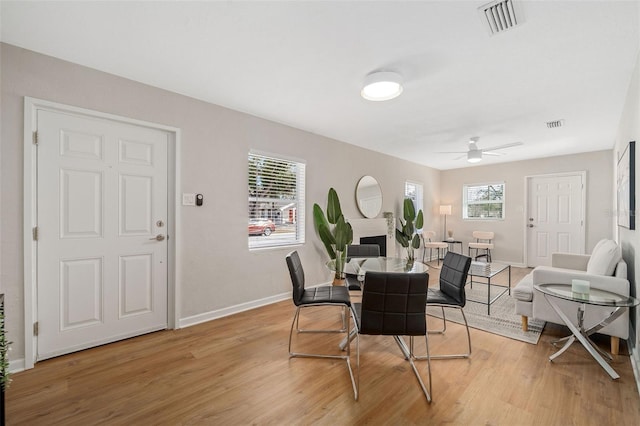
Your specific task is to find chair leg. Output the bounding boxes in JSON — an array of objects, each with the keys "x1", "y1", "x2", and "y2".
[
  {"x1": 427, "y1": 306, "x2": 447, "y2": 334},
  {"x1": 290, "y1": 305, "x2": 359, "y2": 400},
  {"x1": 421, "y1": 306, "x2": 471, "y2": 360},
  {"x1": 409, "y1": 336, "x2": 432, "y2": 403}
]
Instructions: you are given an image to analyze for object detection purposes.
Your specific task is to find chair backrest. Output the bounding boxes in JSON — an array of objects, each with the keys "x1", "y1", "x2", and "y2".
[
  {"x1": 439, "y1": 252, "x2": 472, "y2": 306},
  {"x1": 423, "y1": 231, "x2": 437, "y2": 242},
  {"x1": 359, "y1": 271, "x2": 429, "y2": 336},
  {"x1": 285, "y1": 251, "x2": 305, "y2": 306},
  {"x1": 472, "y1": 231, "x2": 494, "y2": 242},
  {"x1": 347, "y1": 244, "x2": 380, "y2": 258}
]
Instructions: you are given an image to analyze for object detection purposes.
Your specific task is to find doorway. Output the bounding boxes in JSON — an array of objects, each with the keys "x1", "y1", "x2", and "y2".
[
  {"x1": 525, "y1": 172, "x2": 585, "y2": 267},
  {"x1": 24, "y1": 98, "x2": 180, "y2": 367}
]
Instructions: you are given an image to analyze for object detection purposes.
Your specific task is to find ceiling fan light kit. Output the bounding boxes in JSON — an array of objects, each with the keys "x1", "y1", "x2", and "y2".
[
  {"x1": 361, "y1": 71, "x2": 403, "y2": 101},
  {"x1": 467, "y1": 150, "x2": 483, "y2": 163}
]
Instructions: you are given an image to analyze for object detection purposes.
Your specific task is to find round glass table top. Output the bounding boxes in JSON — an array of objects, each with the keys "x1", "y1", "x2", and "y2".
[
  {"x1": 534, "y1": 283, "x2": 639, "y2": 307},
  {"x1": 344, "y1": 257, "x2": 428, "y2": 276}
]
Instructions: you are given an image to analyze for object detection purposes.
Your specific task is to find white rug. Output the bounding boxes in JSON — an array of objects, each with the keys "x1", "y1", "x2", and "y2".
[{"x1": 426, "y1": 282, "x2": 545, "y2": 344}]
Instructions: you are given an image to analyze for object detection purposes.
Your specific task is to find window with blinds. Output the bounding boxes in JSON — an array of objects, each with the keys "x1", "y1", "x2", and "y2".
[
  {"x1": 463, "y1": 182, "x2": 505, "y2": 219},
  {"x1": 405, "y1": 181, "x2": 424, "y2": 213},
  {"x1": 248, "y1": 151, "x2": 305, "y2": 249}
]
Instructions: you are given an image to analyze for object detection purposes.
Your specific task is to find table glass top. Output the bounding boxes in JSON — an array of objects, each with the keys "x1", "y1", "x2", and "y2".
[
  {"x1": 468, "y1": 262, "x2": 509, "y2": 278},
  {"x1": 344, "y1": 257, "x2": 428, "y2": 276},
  {"x1": 535, "y1": 283, "x2": 639, "y2": 307}
]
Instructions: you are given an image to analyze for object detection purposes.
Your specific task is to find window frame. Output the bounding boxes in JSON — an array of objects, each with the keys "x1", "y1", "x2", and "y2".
[
  {"x1": 462, "y1": 181, "x2": 505, "y2": 220},
  {"x1": 248, "y1": 150, "x2": 306, "y2": 250}
]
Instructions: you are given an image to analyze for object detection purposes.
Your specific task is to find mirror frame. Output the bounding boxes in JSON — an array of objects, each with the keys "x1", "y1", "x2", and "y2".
[{"x1": 356, "y1": 175, "x2": 383, "y2": 218}]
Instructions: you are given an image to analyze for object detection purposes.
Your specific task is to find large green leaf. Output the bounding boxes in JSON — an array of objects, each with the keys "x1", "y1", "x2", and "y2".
[
  {"x1": 334, "y1": 215, "x2": 350, "y2": 251},
  {"x1": 318, "y1": 223, "x2": 336, "y2": 259},
  {"x1": 411, "y1": 234, "x2": 421, "y2": 249},
  {"x1": 312, "y1": 203, "x2": 329, "y2": 236},
  {"x1": 326, "y1": 188, "x2": 342, "y2": 224},
  {"x1": 415, "y1": 210, "x2": 424, "y2": 230},
  {"x1": 403, "y1": 198, "x2": 415, "y2": 222},
  {"x1": 395, "y1": 228, "x2": 409, "y2": 247}
]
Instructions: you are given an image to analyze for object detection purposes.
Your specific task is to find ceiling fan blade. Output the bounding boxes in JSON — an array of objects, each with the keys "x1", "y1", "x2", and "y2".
[
  {"x1": 480, "y1": 141, "x2": 524, "y2": 152},
  {"x1": 436, "y1": 151, "x2": 467, "y2": 154},
  {"x1": 483, "y1": 151, "x2": 503, "y2": 157},
  {"x1": 453, "y1": 154, "x2": 467, "y2": 160}
]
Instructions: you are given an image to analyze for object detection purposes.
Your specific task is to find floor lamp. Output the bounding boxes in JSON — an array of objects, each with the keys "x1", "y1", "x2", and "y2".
[{"x1": 440, "y1": 205, "x2": 452, "y2": 240}]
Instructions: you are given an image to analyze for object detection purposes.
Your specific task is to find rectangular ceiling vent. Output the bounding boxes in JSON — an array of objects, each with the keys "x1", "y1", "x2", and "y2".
[
  {"x1": 479, "y1": 0, "x2": 520, "y2": 35},
  {"x1": 546, "y1": 119, "x2": 565, "y2": 129}
]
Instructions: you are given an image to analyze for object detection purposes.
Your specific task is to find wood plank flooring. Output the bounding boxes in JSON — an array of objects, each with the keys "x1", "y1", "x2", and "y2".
[{"x1": 6, "y1": 266, "x2": 640, "y2": 425}]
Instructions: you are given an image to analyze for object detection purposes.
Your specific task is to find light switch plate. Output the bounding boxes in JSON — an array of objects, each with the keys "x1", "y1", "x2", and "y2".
[{"x1": 182, "y1": 193, "x2": 196, "y2": 206}]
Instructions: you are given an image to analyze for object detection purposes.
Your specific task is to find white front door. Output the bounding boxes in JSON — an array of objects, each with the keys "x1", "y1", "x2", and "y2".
[
  {"x1": 36, "y1": 109, "x2": 169, "y2": 360},
  {"x1": 526, "y1": 173, "x2": 585, "y2": 267}
]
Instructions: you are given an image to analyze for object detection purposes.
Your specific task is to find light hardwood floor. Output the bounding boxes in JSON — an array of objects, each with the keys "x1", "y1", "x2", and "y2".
[{"x1": 7, "y1": 266, "x2": 640, "y2": 425}]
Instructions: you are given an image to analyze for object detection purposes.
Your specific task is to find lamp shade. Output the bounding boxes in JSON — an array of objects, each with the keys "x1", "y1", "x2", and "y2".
[
  {"x1": 361, "y1": 71, "x2": 403, "y2": 101},
  {"x1": 440, "y1": 205, "x2": 452, "y2": 215}
]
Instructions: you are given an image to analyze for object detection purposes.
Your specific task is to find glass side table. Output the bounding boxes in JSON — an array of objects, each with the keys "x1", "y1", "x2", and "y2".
[{"x1": 534, "y1": 283, "x2": 639, "y2": 380}]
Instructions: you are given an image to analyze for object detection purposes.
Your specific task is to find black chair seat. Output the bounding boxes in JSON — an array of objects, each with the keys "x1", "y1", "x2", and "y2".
[
  {"x1": 426, "y1": 288, "x2": 459, "y2": 305},
  {"x1": 300, "y1": 286, "x2": 351, "y2": 305}
]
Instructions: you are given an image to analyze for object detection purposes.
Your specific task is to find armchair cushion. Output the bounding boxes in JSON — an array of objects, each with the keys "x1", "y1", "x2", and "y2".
[{"x1": 586, "y1": 239, "x2": 621, "y2": 276}]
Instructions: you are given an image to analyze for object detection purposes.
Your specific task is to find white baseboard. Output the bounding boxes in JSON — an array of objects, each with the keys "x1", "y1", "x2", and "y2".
[
  {"x1": 9, "y1": 357, "x2": 25, "y2": 374},
  {"x1": 179, "y1": 292, "x2": 289, "y2": 328}
]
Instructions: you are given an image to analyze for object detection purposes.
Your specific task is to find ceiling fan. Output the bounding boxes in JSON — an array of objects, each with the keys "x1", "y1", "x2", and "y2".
[{"x1": 438, "y1": 137, "x2": 524, "y2": 163}]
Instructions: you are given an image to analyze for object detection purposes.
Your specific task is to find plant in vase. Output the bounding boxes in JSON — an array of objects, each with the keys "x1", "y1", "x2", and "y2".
[
  {"x1": 395, "y1": 198, "x2": 424, "y2": 262},
  {"x1": 313, "y1": 188, "x2": 353, "y2": 285}
]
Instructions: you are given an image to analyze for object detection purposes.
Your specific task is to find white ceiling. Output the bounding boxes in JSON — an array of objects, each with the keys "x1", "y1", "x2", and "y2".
[{"x1": 2, "y1": 1, "x2": 639, "y2": 170}]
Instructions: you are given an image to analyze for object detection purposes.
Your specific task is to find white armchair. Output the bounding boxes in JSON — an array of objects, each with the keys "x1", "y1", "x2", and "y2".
[{"x1": 514, "y1": 240, "x2": 629, "y2": 354}]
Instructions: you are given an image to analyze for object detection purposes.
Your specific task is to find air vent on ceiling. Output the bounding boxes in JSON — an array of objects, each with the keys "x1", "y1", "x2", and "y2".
[
  {"x1": 479, "y1": 0, "x2": 520, "y2": 35},
  {"x1": 546, "y1": 119, "x2": 565, "y2": 129}
]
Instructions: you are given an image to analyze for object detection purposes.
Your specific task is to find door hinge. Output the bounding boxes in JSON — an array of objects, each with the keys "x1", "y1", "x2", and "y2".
[
  {"x1": 33, "y1": 226, "x2": 38, "y2": 241},
  {"x1": 33, "y1": 322, "x2": 39, "y2": 336},
  {"x1": 33, "y1": 131, "x2": 38, "y2": 145}
]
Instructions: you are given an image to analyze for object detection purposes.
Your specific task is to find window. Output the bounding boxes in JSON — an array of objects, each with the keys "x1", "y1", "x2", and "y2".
[
  {"x1": 405, "y1": 181, "x2": 424, "y2": 213},
  {"x1": 248, "y1": 151, "x2": 305, "y2": 249},
  {"x1": 463, "y1": 182, "x2": 505, "y2": 219}
]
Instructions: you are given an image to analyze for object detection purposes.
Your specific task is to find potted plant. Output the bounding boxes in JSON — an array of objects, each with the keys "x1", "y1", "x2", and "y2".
[
  {"x1": 313, "y1": 188, "x2": 353, "y2": 285},
  {"x1": 395, "y1": 198, "x2": 424, "y2": 262}
]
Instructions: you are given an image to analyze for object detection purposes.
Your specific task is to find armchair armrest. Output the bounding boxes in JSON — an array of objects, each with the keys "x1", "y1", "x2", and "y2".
[
  {"x1": 551, "y1": 253, "x2": 590, "y2": 271},
  {"x1": 532, "y1": 266, "x2": 629, "y2": 296}
]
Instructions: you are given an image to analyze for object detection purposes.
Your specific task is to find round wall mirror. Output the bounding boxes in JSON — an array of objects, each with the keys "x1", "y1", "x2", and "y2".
[{"x1": 356, "y1": 175, "x2": 383, "y2": 218}]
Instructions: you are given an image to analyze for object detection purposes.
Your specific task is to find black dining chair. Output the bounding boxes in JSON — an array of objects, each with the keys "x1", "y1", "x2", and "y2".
[
  {"x1": 285, "y1": 251, "x2": 357, "y2": 398},
  {"x1": 352, "y1": 270, "x2": 432, "y2": 402},
  {"x1": 345, "y1": 244, "x2": 381, "y2": 291},
  {"x1": 419, "y1": 251, "x2": 472, "y2": 360}
]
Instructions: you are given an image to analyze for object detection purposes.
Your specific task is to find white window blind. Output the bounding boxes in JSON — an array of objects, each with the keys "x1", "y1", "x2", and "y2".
[
  {"x1": 248, "y1": 152, "x2": 305, "y2": 249},
  {"x1": 463, "y1": 182, "x2": 505, "y2": 219}
]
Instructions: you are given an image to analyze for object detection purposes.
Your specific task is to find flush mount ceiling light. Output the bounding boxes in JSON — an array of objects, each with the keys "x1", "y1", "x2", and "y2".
[{"x1": 361, "y1": 71, "x2": 403, "y2": 101}]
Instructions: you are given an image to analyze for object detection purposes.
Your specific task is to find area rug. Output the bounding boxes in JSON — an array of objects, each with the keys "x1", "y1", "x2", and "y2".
[{"x1": 426, "y1": 282, "x2": 545, "y2": 344}]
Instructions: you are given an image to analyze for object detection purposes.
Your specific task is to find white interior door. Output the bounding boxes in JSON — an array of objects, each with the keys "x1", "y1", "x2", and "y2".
[
  {"x1": 36, "y1": 109, "x2": 169, "y2": 360},
  {"x1": 526, "y1": 173, "x2": 585, "y2": 267}
]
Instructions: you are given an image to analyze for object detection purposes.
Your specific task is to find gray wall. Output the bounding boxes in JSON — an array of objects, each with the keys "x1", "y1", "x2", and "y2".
[
  {"x1": 0, "y1": 41, "x2": 628, "y2": 367},
  {"x1": 440, "y1": 151, "x2": 614, "y2": 265},
  {"x1": 0, "y1": 43, "x2": 440, "y2": 362},
  {"x1": 613, "y1": 48, "x2": 640, "y2": 358}
]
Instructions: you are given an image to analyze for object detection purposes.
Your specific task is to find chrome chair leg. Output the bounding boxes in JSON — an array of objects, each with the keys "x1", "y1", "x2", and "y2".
[
  {"x1": 409, "y1": 335, "x2": 432, "y2": 402},
  {"x1": 421, "y1": 305, "x2": 471, "y2": 359}
]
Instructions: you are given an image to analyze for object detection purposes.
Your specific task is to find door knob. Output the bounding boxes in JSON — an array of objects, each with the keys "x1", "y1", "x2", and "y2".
[
  {"x1": 528, "y1": 224, "x2": 534, "y2": 228},
  {"x1": 150, "y1": 234, "x2": 166, "y2": 241}
]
